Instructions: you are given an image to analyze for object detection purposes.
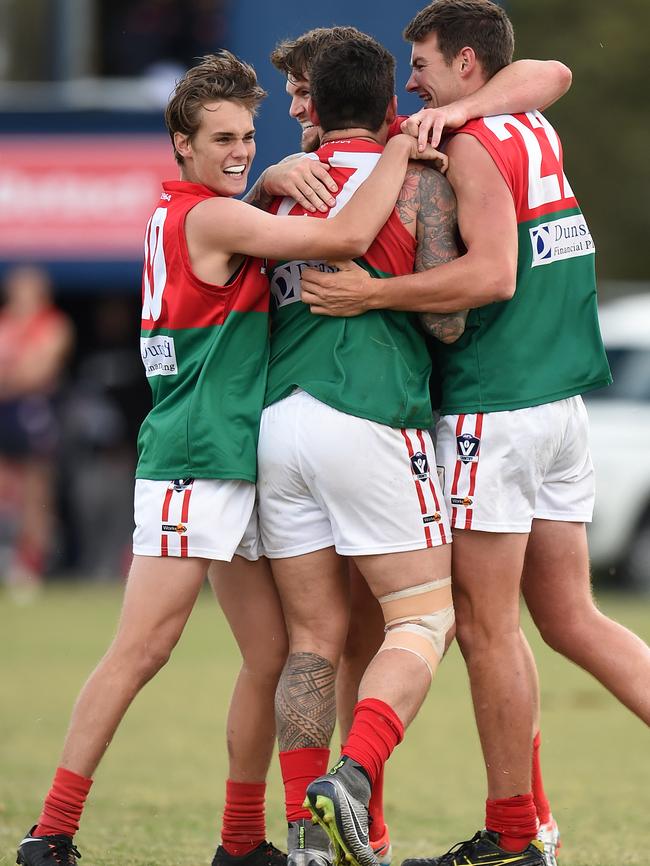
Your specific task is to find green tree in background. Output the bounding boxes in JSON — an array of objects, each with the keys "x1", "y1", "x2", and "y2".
[{"x1": 511, "y1": 0, "x2": 650, "y2": 282}]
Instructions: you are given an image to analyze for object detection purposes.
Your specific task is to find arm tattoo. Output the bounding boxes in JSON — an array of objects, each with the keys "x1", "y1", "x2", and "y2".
[
  {"x1": 395, "y1": 167, "x2": 421, "y2": 229},
  {"x1": 411, "y1": 166, "x2": 469, "y2": 343},
  {"x1": 275, "y1": 652, "x2": 336, "y2": 751}
]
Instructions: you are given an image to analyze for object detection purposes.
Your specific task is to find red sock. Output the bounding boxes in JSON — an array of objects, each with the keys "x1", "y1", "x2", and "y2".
[
  {"x1": 485, "y1": 793, "x2": 538, "y2": 852},
  {"x1": 368, "y1": 763, "x2": 386, "y2": 843},
  {"x1": 279, "y1": 748, "x2": 330, "y2": 822},
  {"x1": 342, "y1": 698, "x2": 404, "y2": 785},
  {"x1": 34, "y1": 767, "x2": 93, "y2": 838},
  {"x1": 221, "y1": 780, "x2": 266, "y2": 857},
  {"x1": 531, "y1": 731, "x2": 551, "y2": 825}
]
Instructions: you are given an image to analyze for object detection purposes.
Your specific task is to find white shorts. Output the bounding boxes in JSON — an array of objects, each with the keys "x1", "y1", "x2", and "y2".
[
  {"x1": 133, "y1": 477, "x2": 260, "y2": 561},
  {"x1": 257, "y1": 390, "x2": 450, "y2": 558},
  {"x1": 435, "y1": 396, "x2": 594, "y2": 533}
]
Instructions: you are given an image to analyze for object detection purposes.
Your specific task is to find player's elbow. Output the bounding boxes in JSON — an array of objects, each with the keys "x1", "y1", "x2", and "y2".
[
  {"x1": 550, "y1": 60, "x2": 572, "y2": 96},
  {"x1": 340, "y1": 229, "x2": 373, "y2": 258},
  {"x1": 438, "y1": 329, "x2": 463, "y2": 345},
  {"x1": 484, "y1": 263, "x2": 516, "y2": 303},
  {"x1": 490, "y1": 282, "x2": 515, "y2": 301}
]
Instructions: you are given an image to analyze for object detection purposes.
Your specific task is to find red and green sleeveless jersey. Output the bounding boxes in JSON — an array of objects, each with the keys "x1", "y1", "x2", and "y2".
[
  {"x1": 136, "y1": 180, "x2": 269, "y2": 482},
  {"x1": 265, "y1": 138, "x2": 433, "y2": 429},
  {"x1": 435, "y1": 111, "x2": 612, "y2": 415}
]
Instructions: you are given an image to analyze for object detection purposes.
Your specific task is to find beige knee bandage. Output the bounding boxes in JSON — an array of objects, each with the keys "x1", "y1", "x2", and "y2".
[{"x1": 378, "y1": 577, "x2": 454, "y2": 679}]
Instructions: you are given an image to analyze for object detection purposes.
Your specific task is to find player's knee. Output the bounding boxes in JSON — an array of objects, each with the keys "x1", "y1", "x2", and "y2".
[
  {"x1": 105, "y1": 639, "x2": 171, "y2": 688},
  {"x1": 242, "y1": 631, "x2": 288, "y2": 681},
  {"x1": 342, "y1": 618, "x2": 383, "y2": 665},
  {"x1": 534, "y1": 609, "x2": 591, "y2": 657},
  {"x1": 138, "y1": 636, "x2": 176, "y2": 682},
  {"x1": 378, "y1": 577, "x2": 455, "y2": 679},
  {"x1": 288, "y1": 616, "x2": 349, "y2": 665}
]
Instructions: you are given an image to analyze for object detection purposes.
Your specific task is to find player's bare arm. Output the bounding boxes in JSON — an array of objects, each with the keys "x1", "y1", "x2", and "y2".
[
  {"x1": 301, "y1": 164, "x2": 467, "y2": 341},
  {"x1": 300, "y1": 134, "x2": 516, "y2": 317},
  {"x1": 185, "y1": 135, "x2": 446, "y2": 283},
  {"x1": 245, "y1": 154, "x2": 338, "y2": 214},
  {"x1": 404, "y1": 58, "x2": 572, "y2": 149}
]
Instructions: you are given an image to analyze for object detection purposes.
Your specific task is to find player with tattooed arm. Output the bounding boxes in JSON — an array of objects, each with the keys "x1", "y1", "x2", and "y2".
[
  {"x1": 263, "y1": 22, "x2": 573, "y2": 866},
  {"x1": 254, "y1": 34, "x2": 459, "y2": 866}
]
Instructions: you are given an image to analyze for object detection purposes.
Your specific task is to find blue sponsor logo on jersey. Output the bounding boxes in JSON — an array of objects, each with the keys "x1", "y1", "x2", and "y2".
[
  {"x1": 530, "y1": 225, "x2": 553, "y2": 261},
  {"x1": 529, "y1": 214, "x2": 594, "y2": 268},
  {"x1": 456, "y1": 433, "x2": 480, "y2": 464}
]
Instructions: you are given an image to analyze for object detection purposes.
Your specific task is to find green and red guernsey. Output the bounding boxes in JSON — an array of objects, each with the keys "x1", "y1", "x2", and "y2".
[
  {"x1": 136, "y1": 181, "x2": 269, "y2": 482},
  {"x1": 265, "y1": 139, "x2": 433, "y2": 430},
  {"x1": 435, "y1": 111, "x2": 612, "y2": 415}
]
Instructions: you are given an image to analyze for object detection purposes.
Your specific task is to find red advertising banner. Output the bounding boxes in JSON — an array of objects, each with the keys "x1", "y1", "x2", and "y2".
[{"x1": 0, "y1": 135, "x2": 177, "y2": 259}]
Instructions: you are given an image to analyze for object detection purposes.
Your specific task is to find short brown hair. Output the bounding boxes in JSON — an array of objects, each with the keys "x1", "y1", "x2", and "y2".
[
  {"x1": 165, "y1": 50, "x2": 267, "y2": 164},
  {"x1": 403, "y1": 0, "x2": 514, "y2": 79},
  {"x1": 310, "y1": 36, "x2": 395, "y2": 134},
  {"x1": 270, "y1": 26, "x2": 368, "y2": 81}
]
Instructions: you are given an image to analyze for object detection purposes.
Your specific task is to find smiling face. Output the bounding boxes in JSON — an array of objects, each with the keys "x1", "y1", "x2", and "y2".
[
  {"x1": 286, "y1": 73, "x2": 320, "y2": 153},
  {"x1": 174, "y1": 100, "x2": 256, "y2": 196},
  {"x1": 405, "y1": 32, "x2": 465, "y2": 109}
]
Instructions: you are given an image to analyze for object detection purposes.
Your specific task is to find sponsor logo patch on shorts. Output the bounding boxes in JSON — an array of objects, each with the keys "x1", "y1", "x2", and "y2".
[
  {"x1": 451, "y1": 496, "x2": 473, "y2": 507},
  {"x1": 410, "y1": 451, "x2": 430, "y2": 481},
  {"x1": 170, "y1": 477, "x2": 193, "y2": 492},
  {"x1": 456, "y1": 433, "x2": 480, "y2": 464},
  {"x1": 423, "y1": 512, "x2": 442, "y2": 524},
  {"x1": 162, "y1": 523, "x2": 187, "y2": 534}
]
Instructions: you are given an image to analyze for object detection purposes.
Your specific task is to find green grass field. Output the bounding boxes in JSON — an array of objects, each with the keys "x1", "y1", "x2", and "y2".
[{"x1": 1, "y1": 583, "x2": 648, "y2": 866}]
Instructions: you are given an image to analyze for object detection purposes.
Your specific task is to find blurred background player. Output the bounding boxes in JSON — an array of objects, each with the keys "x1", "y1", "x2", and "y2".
[
  {"x1": 267, "y1": 22, "x2": 573, "y2": 866},
  {"x1": 0, "y1": 264, "x2": 73, "y2": 601}
]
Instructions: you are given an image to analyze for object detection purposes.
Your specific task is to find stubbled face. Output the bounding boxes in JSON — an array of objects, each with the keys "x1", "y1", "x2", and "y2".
[
  {"x1": 405, "y1": 32, "x2": 464, "y2": 108},
  {"x1": 176, "y1": 100, "x2": 256, "y2": 196},
  {"x1": 286, "y1": 73, "x2": 320, "y2": 153}
]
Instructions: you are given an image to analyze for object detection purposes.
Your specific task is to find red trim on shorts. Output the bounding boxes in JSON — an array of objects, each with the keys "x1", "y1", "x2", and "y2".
[
  {"x1": 450, "y1": 414, "x2": 466, "y2": 527},
  {"x1": 180, "y1": 484, "x2": 193, "y2": 557},
  {"x1": 416, "y1": 429, "x2": 447, "y2": 545},
  {"x1": 161, "y1": 485, "x2": 174, "y2": 520},
  {"x1": 181, "y1": 484, "x2": 193, "y2": 522},
  {"x1": 401, "y1": 428, "x2": 433, "y2": 548},
  {"x1": 464, "y1": 414, "x2": 484, "y2": 530},
  {"x1": 160, "y1": 484, "x2": 174, "y2": 556}
]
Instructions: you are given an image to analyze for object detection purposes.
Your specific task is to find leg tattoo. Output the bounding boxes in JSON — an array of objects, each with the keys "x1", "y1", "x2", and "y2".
[{"x1": 276, "y1": 653, "x2": 337, "y2": 751}]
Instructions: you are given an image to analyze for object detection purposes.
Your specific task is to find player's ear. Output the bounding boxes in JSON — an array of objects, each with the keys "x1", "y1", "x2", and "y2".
[
  {"x1": 174, "y1": 131, "x2": 192, "y2": 160},
  {"x1": 385, "y1": 95, "x2": 398, "y2": 126},
  {"x1": 457, "y1": 46, "x2": 477, "y2": 77},
  {"x1": 307, "y1": 98, "x2": 320, "y2": 128}
]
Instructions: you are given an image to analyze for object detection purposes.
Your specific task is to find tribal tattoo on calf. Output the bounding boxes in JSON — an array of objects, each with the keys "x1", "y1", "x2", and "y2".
[
  {"x1": 275, "y1": 652, "x2": 337, "y2": 750},
  {"x1": 398, "y1": 164, "x2": 468, "y2": 344}
]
